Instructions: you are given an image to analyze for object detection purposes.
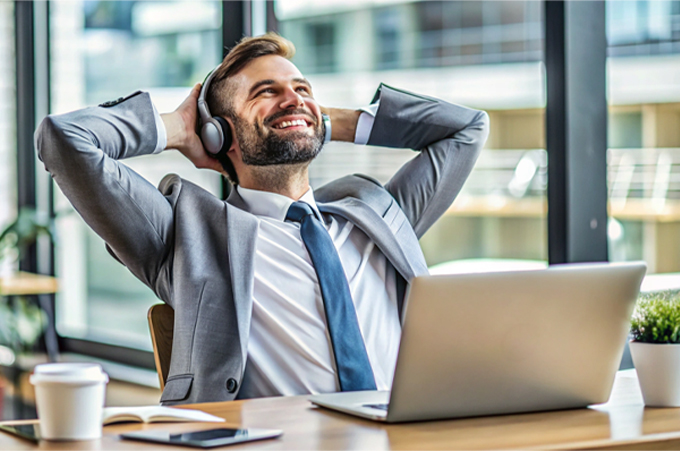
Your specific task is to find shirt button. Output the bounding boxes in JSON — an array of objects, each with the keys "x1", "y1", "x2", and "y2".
[{"x1": 226, "y1": 378, "x2": 238, "y2": 393}]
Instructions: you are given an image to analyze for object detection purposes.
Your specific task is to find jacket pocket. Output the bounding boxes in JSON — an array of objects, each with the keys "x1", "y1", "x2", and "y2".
[{"x1": 160, "y1": 374, "x2": 193, "y2": 403}]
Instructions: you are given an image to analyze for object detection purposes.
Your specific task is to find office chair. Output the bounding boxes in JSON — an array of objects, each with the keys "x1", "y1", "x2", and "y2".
[{"x1": 147, "y1": 303, "x2": 174, "y2": 390}]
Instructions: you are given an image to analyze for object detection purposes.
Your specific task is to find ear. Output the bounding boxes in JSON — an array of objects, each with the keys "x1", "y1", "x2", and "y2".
[
  {"x1": 222, "y1": 116, "x2": 247, "y2": 179},
  {"x1": 223, "y1": 116, "x2": 240, "y2": 155}
]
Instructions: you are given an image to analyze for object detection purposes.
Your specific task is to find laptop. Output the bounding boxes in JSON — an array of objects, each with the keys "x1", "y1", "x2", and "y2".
[{"x1": 310, "y1": 261, "x2": 646, "y2": 423}]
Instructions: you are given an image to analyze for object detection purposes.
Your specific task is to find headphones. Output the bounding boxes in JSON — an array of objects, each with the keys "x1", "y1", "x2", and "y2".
[
  {"x1": 197, "y1": 69, "x2": 233, "y2": 160},
  {"x1": 197, "y1": 68, "x2": 332, "y2": 160}
]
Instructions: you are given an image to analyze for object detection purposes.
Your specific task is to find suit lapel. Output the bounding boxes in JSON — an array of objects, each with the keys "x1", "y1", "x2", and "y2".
[
  {"x1": 225, "y1": 198, "x2": 258, "y2": 365},
  {"x1": 318, "y1": 198, "x2": 428, "y2": 282}
]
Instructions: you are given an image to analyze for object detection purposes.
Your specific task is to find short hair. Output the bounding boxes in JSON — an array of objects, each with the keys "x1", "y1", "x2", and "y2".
[{"x1": 206, "y1": 33, "x2": 296, "y2": 185}]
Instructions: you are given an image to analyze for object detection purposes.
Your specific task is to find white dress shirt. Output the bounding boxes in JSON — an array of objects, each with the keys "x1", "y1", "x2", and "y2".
[
  {"x1": 152, "y1": 101, "x2": 400, "y2": 398},
  {"x1": 236, "y1": 187, "x2": 401, "y2": 398}
]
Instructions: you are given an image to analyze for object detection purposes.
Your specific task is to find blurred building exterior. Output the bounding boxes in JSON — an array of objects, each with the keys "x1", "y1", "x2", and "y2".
[
  {"x1": 279, "y1": 0, "x2": 680, "y2": 275},
  {"x1": 2, "y1": 0, "x2": 679, "y2": 351}
]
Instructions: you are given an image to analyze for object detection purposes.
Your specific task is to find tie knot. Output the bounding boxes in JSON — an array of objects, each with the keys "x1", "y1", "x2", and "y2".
[{"x1": 286, "y1": 201, "x2": 315, "y2": 223}]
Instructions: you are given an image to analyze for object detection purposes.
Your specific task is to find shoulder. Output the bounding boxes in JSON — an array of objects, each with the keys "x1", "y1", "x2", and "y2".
[
  {"x1": 316, "y1": 174, "x2": 394, "y2": 214},
  {"x1": 158, "y1": 174, "x2": 183, "y2": 204},
  {"x1": 158, "y1": 174, "x2": 223, "y2": 209}
]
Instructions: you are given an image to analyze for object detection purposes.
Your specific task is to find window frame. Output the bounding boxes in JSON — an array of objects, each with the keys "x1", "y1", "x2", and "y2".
[{"x1": 16, "y1": 0, "x2": 607, "y2": 368}]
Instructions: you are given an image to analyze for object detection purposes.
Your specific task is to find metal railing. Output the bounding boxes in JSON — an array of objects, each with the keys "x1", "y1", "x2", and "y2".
[{"x1": 310, "y1": 145, "x2": 680, "y2": 220}]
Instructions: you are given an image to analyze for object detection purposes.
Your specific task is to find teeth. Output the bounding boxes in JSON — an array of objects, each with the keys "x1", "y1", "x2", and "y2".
[{"x1": 276, "y1": 119, "x2": 307, "y2": 129}]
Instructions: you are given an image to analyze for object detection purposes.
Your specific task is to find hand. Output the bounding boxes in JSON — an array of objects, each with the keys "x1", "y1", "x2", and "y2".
[{"x1": 161, "y1": 83, "x2": 225, "y2": 174}]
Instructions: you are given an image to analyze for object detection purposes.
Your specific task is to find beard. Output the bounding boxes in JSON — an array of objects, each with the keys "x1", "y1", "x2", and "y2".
[{"x1": 233, "y1": 109, "x2": 325, "y2": 166}]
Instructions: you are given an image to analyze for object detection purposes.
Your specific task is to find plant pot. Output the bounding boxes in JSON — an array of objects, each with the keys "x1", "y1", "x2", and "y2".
[{"x1": 630, "y1": 340, "x2": 680, "y2": 406}]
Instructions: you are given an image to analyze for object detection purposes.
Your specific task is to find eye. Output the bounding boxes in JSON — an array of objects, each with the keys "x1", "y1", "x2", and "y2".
[
  {"x1": 256, "y1": 87, "x2": 276, "y2": 97},
  {"x1": 296, "y1": 86, "x2": 310, "y2": 94}
]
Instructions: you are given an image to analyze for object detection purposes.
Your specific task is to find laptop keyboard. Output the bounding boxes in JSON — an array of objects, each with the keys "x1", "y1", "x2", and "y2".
[{"x1": 363, "y1": 403, "x2": 389, "y2": 411}]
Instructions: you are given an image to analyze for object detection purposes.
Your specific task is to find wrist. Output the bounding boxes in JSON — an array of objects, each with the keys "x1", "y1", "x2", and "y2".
[
  {"x1": 161, "y1": 112, "x2": 186, "y2": 151},
  {"x1": 325, "y1": 108, "x2": 361, "y2": 142},
  {"x1": 322, "y1": 114, "x2": 331, "y2": 144}
]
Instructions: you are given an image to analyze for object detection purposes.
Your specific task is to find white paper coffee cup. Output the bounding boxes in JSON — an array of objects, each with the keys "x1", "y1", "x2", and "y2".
[{"x1": 30, "y1": 363, "x2": 109, "y2": 440}]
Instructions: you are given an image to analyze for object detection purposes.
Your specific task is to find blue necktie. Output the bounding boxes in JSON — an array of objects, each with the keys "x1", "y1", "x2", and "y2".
[{"x1": 286, "y1": 201, "x2": 377, "y2": 391}]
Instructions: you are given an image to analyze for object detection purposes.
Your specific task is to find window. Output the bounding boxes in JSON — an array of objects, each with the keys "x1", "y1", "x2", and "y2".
[
  {"x1": 608, "y1": 0, "x2": 680, "y2": 57},
  {"x1": 307, "y1": 22, "x2": 336, "y2": 73},
  {"x1": 375, "y1": 8, "x2": 401, "y2": 70},
  {"x1": 607, "y1": 0, "x2": 680, "y2": 274},
  {"x1": 278, "y1": 1, "x2": 548, "y2": 274},
  {"x1": 49, "y1": 0, "x2": 223, "y2": 350},
  {"x1": 0, "y1": 1, "x2": 16, "y2": 276},
  {"x1": 460, "y1": 1, "x2": 483, "y2": 29},
  {"x1": 415, "y1": 0, "x2": 542, "y2": 67}
]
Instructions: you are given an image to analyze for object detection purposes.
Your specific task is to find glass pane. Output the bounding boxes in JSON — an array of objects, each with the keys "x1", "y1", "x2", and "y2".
[
  {"x1": 606, "y1": 0, "x2": 680, "y2": 283},
  {"x1": 277, "y1": 0, "x2": 547, "y2": 274},
  {"x1": 0, "y1": 1, "x2": 16, "y2": 276},
  {"x1": 49, "y1": 0, "x2": 222, "y2": 349}
]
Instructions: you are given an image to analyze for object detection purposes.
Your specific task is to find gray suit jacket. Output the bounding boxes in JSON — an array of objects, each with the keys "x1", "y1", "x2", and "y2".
[{"x1": 35, "y1": 84, "x2": 489, "y2": 405}]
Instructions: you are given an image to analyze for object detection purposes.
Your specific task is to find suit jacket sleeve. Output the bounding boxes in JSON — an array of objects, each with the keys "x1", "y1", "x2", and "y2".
[
  {"x1": 35, "y1": 92, "x2": 175, "y2": 302},
  {"x1": 367, "y1": 84, "x2": 489, "y2": 239}
]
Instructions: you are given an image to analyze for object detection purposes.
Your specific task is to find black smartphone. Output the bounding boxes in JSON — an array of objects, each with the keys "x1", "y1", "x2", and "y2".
[
  {"x1": 0, "y1": 423, "x2": 41, "y2": 442},
  {"x1": 120, "y1": 427, "x2": 282, "y2": 448}
]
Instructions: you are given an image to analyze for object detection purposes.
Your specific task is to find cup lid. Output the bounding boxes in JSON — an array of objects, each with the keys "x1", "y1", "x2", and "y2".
[{"x1": 30, "y1": 363, "x2": 109, "y2": 386}]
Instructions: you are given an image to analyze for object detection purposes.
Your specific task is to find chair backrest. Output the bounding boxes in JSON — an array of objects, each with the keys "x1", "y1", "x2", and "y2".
[{"x1": 147, "y1": 303, "x2": 174, "y2": 391}]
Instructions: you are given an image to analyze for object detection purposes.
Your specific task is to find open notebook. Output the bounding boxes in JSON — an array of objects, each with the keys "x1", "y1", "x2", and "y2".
[{"x1": 102, "y1": 406, "x2": 225, "y2": 425}]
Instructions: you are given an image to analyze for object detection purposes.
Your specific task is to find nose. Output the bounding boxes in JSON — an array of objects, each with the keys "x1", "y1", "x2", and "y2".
[{"x1": 279, "y1": 87, "x2": 304, "y2": 110}]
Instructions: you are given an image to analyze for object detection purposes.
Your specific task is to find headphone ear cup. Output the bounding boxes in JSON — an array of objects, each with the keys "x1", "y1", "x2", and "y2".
[
  {"x1": 214, "y1": 116, "x2": 233, "y2": 155},
  {"x1": 201, "y1": 118, "x2": 224, "y2": 155}
]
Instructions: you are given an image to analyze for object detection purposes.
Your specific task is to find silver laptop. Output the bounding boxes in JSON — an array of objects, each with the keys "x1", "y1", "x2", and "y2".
[{"x1": 310, "y1": 261, "x2": 646, "y2": 423}]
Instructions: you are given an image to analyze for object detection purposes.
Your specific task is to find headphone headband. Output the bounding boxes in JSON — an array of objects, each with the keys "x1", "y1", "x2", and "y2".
[{"x1": 197, "y1": 69, "x2": 216, "y2": 124}]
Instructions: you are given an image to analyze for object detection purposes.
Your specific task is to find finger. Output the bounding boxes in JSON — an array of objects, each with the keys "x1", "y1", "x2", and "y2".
[
  {"x1": 181, "y1": 86, "x2": 201, "y2": 110},
  {"x1": 191, "y1": 83, "x2": 202, "y2": 98}
]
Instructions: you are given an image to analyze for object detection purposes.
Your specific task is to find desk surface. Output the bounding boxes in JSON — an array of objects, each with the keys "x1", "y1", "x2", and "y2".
[
  {"x1": 0, "y1": 271, "x2": 58, "y2": 296},
  {"x1": 3, "y1": 370, "x2": 680, "y2": 450}
]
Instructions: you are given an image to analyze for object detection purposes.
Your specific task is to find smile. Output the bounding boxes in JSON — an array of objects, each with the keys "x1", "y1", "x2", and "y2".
[{"x1": 273, "y1": 119, "x2": 309, "y2": 129}]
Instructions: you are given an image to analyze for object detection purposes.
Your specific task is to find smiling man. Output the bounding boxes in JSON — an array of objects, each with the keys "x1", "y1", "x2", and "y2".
[{"x1": 35, "y1": 33, "x2": 489, "y2": 405}]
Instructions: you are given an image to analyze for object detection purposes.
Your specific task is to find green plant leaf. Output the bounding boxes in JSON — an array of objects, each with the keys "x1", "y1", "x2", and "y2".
[
  {"x1": 0, "y1": 296, "x2": 47, "y2": 351},
  {"x1": 15, "y1": 296, "x2": 47, "y2": 349},
  {"x1": 0, "y1": 207, "x2": 54, "y2": 264},
  {"x1": 0, "y1": 208, "x2": 53, "y2": 351},
  {"x1": 631, "y1": 290, "x2": 680, "y2": 343}
]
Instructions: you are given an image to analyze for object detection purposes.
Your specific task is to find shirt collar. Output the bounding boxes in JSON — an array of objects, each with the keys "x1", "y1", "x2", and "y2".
[{"x1": 236, "y1": 186, "x2": 321, "y2": 222}]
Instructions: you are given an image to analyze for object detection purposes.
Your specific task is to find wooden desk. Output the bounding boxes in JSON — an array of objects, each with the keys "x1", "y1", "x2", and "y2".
[
  {"x1": 0, "y1": 272, "x2": 58, "y2": 296},
  {"x1": 2, "y1": 370, "x2": 680, "y2": 450}
]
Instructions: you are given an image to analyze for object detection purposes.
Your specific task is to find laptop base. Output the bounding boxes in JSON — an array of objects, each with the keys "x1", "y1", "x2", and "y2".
[{"x1": 310, "y1": 391, "x2": 389, "y2": 422}]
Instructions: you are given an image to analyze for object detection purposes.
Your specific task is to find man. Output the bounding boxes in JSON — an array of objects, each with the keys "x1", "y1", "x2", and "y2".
[{"x1": 36, "y1": 34, "x2": 489, "y2": 405}]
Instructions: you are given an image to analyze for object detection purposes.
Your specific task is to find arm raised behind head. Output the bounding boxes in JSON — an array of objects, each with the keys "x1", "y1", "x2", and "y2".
[
  {"x1": 35, "y1": 92, "x2": 175, "y2": 302},
  {"x1": 368, "y1": 84, "x2": 490, "y2": 239}
]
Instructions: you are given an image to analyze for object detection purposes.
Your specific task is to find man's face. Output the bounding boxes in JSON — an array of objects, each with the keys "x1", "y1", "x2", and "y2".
[{"x1": 229, "y1": 55, "x2": 324, "y2": 166}]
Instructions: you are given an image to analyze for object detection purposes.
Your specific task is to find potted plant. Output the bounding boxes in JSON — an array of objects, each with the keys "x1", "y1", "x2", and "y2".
[
  {"x1": 0, "y1": 208, "x2": 54, "y2": 414},
  {"x1": 0, "y1": 207, "x2": 53, "y2": 277},
  {"x1": 630, "y1": 290, "x2": 680, "y2": 406},
  {"x1": 0, "y1": 207, "x2": 53, "y2": 353}
]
